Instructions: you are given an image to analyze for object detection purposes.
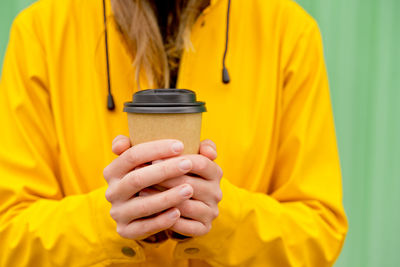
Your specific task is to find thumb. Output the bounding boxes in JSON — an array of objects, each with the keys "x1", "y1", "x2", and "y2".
[
  {"x1": 112, "y1": 135, "x2": 131, "y2": 155},
  {"x1": 199, "y1": 139, "x2": 217, "y2": 161}
]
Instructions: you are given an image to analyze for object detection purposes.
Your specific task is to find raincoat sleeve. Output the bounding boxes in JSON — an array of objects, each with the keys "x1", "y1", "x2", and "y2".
[
  {"x1": 0, "y1": 13, "x2": 145, "y2": 267},
  {"x1": 174, "y1": 20, "x2": 348, "y2": 266}
]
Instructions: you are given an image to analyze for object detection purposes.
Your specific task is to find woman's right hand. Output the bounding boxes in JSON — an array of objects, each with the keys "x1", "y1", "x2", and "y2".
[{"x1": 103, "y1": 136, "x2": 194, "y2": 240}]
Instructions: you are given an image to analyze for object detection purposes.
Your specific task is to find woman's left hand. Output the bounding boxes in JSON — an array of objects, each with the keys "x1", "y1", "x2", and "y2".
[{"x1": 140, "y1": 140, "x2": 223, "y2": 237}]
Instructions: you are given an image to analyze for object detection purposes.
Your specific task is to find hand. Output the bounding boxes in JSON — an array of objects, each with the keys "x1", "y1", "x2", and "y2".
[
  {"x1": 141, "y1": 140, "x2": 223, "y2": 237},
  {"x1": 103, "y1": 136, "x2": 195, "y2": 240}
]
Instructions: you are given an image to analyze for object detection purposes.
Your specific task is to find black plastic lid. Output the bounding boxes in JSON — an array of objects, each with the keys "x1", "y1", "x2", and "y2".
[{"x1": 123, "y1": 89, "x2": 207, "y2": 114}]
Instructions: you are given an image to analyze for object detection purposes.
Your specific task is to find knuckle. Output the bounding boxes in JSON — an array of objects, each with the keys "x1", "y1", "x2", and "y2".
[
  {"x1": 154, "y1": 217, "x2": 169, "y2": 231},
  {"x1": 185, "y1": 223, "x2": 196, "y2": 236},
  {"x1": 127, "y1": 149, "x2": 140, "y2": 166},
  {"x1": 109, "y1": 207, "x2": 120, "y2": 221},
  {"x1": 160, "y1": 194, "x2": 170, "y2": 207},
  {"x1": 196, "y1": 156, "x2": 209, "y2": 172},
  {"x1": 182, "y1": 176, "x2": 191, "y2": 185},
  {"x1": 158, "y1": 163, "x2": 169, "y2": 180},
  {"x1": 215, "y1": 189, "x2": 223, "y2": 203},
  {"x1": 193, "y1": 223, "x2": 209, "y2": 237},
  {"x1": 128, "y1": 172, "x2": 143, "y2": 190},
  {"x1": 105, "y1": 188, "x2": 115, "y2": 202},
  {"x1": 116, "y1": 225, "x2": 128, "y2": 239},
  {"x1": 217, "y1": 166, "x2": 224, "y2": 179},
  {"x1": 162, "y1": 193, "x2": 178, "y2": 208},
  {"x1": 103, "y1": 165, "x2": 113, "y2": 180},
  {"x1": 212, "y1": 208, "x2": 220, "y2": 219},
  {"x1": 137, "y1": 200, "x2": 150, "y2": 217},
  {"x1": 198, "y1": 223, "x2": 211, "y2": 236},
  {"x1": 180, "y1": 201, "x2": 193, "y2": 215},
  {"x1": 139, "y1": 222, "x2": 152, "y2": 236}
]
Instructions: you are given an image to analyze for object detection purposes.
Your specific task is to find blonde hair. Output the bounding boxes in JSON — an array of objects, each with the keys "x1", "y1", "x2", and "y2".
[{"x1": 111, "y1": 0, "x2": 209, "y2": 88}]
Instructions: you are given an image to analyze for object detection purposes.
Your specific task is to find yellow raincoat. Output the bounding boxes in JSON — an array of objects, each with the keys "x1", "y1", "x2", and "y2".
[{"x1": 0, "y1": 0, "x2": 347, "y2": 266}]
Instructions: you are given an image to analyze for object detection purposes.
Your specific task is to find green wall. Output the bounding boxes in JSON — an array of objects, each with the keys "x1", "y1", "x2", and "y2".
[
  {"x1": 295, "y1": 1, "x2": 400, "y2": 266},
  {"x1": 1, "y1": 0, "x2": 399, "y2": 266},
  {"x1": 0, "y1": 0, "x2": 35, "y2": 65}
]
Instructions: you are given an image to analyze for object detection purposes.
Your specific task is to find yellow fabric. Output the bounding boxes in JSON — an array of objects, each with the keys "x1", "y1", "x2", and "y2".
[{"x1": 0, "y1": 0, "x2": 348, "y2": 266}]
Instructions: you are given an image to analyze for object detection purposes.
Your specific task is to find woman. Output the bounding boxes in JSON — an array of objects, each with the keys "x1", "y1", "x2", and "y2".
[{"x1": 0, "y1": 0, "x2": 348, "y2": 266}]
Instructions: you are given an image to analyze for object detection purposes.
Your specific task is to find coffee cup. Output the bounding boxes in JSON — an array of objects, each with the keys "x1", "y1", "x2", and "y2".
[{"x1": 123, "y1": 89, "x2": 206, "y2": 154}]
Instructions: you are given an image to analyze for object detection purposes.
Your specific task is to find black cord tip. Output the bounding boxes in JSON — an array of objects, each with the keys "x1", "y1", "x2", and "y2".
[
  {"x1": 107, "y1": 94, "x2": 115, "y2": 111},
  {"x1": 222, "y1": 67, "x2": 231, "y2": 84}
]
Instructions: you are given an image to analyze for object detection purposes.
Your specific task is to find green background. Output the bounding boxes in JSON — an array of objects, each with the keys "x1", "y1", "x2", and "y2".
[{"x1": 1, "y1": 0, "x2": 399, "y2": 266}]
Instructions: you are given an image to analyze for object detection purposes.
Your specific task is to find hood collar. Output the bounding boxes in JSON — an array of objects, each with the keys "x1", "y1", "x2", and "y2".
[{"x1": 105, "y1": 0, "x2": 223, "y2": 18}]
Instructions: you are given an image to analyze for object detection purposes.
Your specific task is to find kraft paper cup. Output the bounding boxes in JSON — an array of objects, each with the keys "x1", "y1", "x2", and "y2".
[{"x1": 123, "y1": 89, "x2": 207, "y2": 154}]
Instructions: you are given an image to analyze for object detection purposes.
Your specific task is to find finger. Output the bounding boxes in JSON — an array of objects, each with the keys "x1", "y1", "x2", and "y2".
[
  {"x1": 112, "y1": 135, "x2": 131, "y2": 156},
  {"x1": 199, "y1": 140, "x2": 217, "y2": 160},
  {"x1": 199, "y1": 144, "x2": 217, "y2": 161},
  {"x1": 117, "y1": 208, "x2": 180, "y2": 240},
  {"x1": 176, "y1": 199, "x2": 216, "y2": 224},
  {"x1": 200, "y1": 139, "x2": 217, "y2": 150},
  {"x1": 113, "y1": 184, "x2": 193, "y2": 224},
  {"x1": 185, "y1": 154, "x2": 223, "y2": 181},
  {"x1": 109, "y1": 157, "x2": 193, "y2": 202},
  {"x1": 170, "y1": 217, "x2": 211, "y2": 237},
  {"x1": 158, "y1": 175, "x2": 223, "y2": 206},
  {"x1": 103, "y1": 139, "x2": 184, "y2": 183}
]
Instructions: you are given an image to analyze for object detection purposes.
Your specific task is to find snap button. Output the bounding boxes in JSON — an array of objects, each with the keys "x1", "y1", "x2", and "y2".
[
  {"x1": 121, "y1": 247, "x2": 136, "y2": 257},
  {"x1": 184, "y1": 247, "x2": 200, "y2": 254}
]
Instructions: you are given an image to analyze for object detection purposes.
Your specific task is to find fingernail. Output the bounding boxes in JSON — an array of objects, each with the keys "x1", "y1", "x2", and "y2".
[
  {"x1": 112, "y1": 136, "x2": 120, "y2": 145},
  {"x1": 179, "y1": 185, "x2": 193, "y2": 197},
  {"x1": 111, "y1": 140, "x2": 121, "y2": 151},
  {"x1": 168, "y1": 209, "x2": 180, "y2": 219},
  {"x1": 172, "y1": 142, "x2": 184, "y2": 153},
  {"x1": 207, "y1": 145, "x2": 217, "y2": 155},
  {"x1": 178, "y1": 159, "x2": 192, "y2": 171}
]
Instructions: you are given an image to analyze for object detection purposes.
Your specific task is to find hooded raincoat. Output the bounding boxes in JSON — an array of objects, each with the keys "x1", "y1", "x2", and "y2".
[{"x1": 0, "y1": 0, "x2": 348, "y2": 266}]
